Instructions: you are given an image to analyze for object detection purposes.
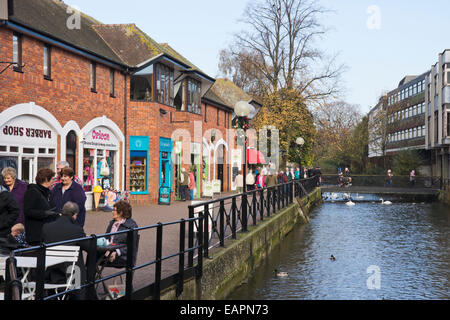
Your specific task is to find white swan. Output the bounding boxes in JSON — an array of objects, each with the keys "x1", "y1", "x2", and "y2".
[
  {"x1": 331, "y1": 193, "x2": 338, "y2": 199},
  {"x1": 380, "y1": 198, "x2": 392, "y2": 205},
  {"x1": 346, "y1": 199, "x2": 355, "y2": 206}
]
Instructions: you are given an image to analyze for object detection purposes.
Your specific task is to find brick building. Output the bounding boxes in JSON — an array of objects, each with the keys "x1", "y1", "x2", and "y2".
[{"x1": 0, "y1": 0, "x2": 261, "y2": 206}]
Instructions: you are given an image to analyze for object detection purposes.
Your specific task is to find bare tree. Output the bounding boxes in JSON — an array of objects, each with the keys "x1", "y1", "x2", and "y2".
[{"x1": 220, "y1": 0, "x2": 344, "y2": 101}]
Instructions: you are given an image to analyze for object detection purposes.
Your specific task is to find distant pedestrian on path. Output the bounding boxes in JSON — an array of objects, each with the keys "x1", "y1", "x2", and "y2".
[
  {"x1": 410, "y1": 170, "x2": 415, "y2": 187},
  {"x1": 385, "y1": 169, "x2": 393, "y2": 187}
]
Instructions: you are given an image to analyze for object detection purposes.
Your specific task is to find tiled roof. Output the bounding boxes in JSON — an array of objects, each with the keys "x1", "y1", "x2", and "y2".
[
  {"x1": 210, "y1": 78, "x2": 253, "y2": 108},
  {"x1": 8, "y1": 0, "x2": 124, "y2": 65}
]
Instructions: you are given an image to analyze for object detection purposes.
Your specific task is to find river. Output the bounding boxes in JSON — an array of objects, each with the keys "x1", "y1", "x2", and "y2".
[{"x1": 228, "y1": 193, "x2": 450, "y2": 300}]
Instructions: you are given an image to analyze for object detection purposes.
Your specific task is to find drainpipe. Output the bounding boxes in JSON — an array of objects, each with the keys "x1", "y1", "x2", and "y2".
[{"x1": 124, "y1": 70, "x2": 128, "y2": 191}]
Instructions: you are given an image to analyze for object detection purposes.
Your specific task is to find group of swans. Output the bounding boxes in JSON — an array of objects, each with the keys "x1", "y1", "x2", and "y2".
[{"x1": 345, "y1": 197, "x2": 392, "y2": 206}]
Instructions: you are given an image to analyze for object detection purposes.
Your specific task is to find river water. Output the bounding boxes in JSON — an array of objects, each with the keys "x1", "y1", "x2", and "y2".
[{"x1": 228, "y1": 193, "x2": 450, "y2": 300}]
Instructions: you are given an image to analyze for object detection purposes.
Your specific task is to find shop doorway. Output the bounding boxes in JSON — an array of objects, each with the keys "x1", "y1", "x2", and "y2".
[
  {"x1": 21, "y1": 157, "x2": 34, "y2": 184},
  {"x1": 66, "y1": 130, "x2": 77, "y2": 173}
]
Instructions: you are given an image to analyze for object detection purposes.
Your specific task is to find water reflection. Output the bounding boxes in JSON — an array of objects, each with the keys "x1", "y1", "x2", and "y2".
[{"x1": 228, "y1": 195, "x2": 450, "y2": 300}]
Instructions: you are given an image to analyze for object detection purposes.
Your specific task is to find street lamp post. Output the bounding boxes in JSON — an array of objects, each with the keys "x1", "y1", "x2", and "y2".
[
  {"x1": 234, "y1": 101, "x2": 252, "y2": 190},
  {"x1": 296, "y1": 137, "x2": 305, "y2": 179},
  {"x1": 234, "y1": 101, "x2": 252, "y2": 232}
]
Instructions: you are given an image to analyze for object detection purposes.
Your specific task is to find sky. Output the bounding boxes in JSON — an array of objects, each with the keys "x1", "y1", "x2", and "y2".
[{"x1": 64, "y1": 0, "x2": 450, "y2": 114}]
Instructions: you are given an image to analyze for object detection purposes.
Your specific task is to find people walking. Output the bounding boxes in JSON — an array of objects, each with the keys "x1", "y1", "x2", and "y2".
[
  {"x1": 246, "y1": 170, "x2": 255, "y2": 191},
  {"x1": 386, "y1": 169, "x2": 393, "y2": 187},
  {"x1": 235, "y1": 171, "x2": 243, "y2": 193},
  {"x1": 410, "y1": 170, "x2": 415, "y2": 187},
  {"x1": 188, "y1": 168, "x2": 195, "y2": 200},
  {"x1": 178, "y1": 167, "x2": 189, "y2": 201},
  {"x1": 51, "y1": 167, "x2": 87, "y2": 227}
]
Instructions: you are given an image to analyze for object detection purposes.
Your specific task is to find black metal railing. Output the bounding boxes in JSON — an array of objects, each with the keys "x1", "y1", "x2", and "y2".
[{"x1": 3, "y1": 177, "x2": 319, "y2": 300}]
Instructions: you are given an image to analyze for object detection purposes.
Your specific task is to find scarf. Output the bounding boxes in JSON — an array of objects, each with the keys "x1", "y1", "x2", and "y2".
[{"x1": 110, "y1": 218, "x2": 126, "y2": 243}]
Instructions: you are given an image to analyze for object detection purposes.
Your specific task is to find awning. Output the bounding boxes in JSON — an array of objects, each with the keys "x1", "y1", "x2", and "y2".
[{"x1": 247, "y1": 148, "x2": 265, "y2": 164}]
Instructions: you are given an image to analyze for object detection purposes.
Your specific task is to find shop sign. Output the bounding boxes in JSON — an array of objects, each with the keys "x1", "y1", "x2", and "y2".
[
  {"x1": 212, "y1": 180, "x2": 221, "y2": 193},
  {"x1": 158, "y1": 186, "x2": 171, "y2": 205},
  {"x1": 0, "y1": 115, "x2": 57, "y2": 147},
  {"x1": 83, "y1": 126, "x2": 119, "y2": 149},
  {"x1": 203, "y1": 181, "x2": 213, "y2": 197}
]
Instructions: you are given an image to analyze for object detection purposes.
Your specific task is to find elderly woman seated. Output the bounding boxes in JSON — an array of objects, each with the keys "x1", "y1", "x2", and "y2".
[{"x1": 103, "y1": 200, "x2": 139, "y2": 266}]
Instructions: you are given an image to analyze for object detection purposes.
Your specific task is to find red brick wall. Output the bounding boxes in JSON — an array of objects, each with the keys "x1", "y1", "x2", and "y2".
[{"x1": 0, "y1": 27, "x2": 125, "y2": 187}]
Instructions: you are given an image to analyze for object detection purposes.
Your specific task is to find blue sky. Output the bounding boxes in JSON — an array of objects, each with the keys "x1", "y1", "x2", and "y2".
[{"x1": 65, "y1": 0, "x2": 450, "y2": 114}]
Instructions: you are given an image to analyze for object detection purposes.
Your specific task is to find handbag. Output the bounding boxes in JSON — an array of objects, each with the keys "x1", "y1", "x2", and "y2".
[{"x1": 100, "y1": 159, "x2": 110, "y2": 176}]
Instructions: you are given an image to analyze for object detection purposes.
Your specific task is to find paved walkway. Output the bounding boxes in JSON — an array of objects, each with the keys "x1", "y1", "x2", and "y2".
[{"x1": 84, "y1": 191, "x2": 240, "y2": 295}]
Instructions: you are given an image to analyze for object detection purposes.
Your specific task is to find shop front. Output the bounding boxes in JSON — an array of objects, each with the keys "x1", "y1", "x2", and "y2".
[
  {"x1": 0, "y1": 104, "x2": 62, "y2": 182},
  {"x1": 80, "y1": 118, "x2": 124, "y2": 210},
  {"x1": 129, "y1": 136, "x2": 149, "y2": 195},
  {"x1": 159, "y1": 137, "x2": 173, "y2": 204}
]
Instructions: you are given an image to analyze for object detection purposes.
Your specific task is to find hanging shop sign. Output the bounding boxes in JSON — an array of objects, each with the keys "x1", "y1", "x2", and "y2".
[{"x1": 83, "y1": 126, "x2": 119, "y2": 150}]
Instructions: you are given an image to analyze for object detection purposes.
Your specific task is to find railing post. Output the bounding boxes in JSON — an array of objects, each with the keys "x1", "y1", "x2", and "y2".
[
  {"x1": 86, "y1": 235, "x2": 98, "y2": 300},
  {"x1": 272, "y1": 186, "x2": 276, "y2": 214},
  {"x1": 177, "y1": 219, "x2": 186, "y2": 297},
  {"x1": 242, "y1": 193, "x2": 248, "y2": 232},
  {"x1": 252, "y1": 192, "x2": 257, "y2": 226},
  {"x1": 259, "y1": 189, "x2": 264, "y2": 221},
  {"x1": 188, "y1": 206, "x2": 194, "y2": 268},
  {"x1": 125, "y1": 228, "x2": 136, "y2": 300},
  {"x1": 277, "y1": 185, "x2": 281, "y2": 211},
  {"x1": 232, "y1": 197, "x2": 237, "y2": 239},
  {"x1": 36, "y1": 243, "x2": 46, "y2": 300},
  {"x1": 219, "y1": 200, "x2": 225, "y2": 247},
  {"x1": 197, "y1": 212, "x2": 204, "y2": 279},
  {"x1": 203, "y1": 204, "x2": 209, "y2": 258},
  {"x1": 154, "y1": 223, "x2": 163, "y2": 300}
]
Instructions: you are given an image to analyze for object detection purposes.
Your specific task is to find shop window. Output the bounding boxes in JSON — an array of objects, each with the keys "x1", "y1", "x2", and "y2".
[
  {"x1": 98, "y1": 150, "x2": 115, "y2": 190},
  {"x1": 10, "y1": 146, "x2": 19, "y2": 153},
  {"x1": 38, "y1": 157, "x2": 54, "y2": 170},
  {"x1": 130, "y1": 151, "x2": 147, "y2": 193},
  {"x1": 0, "y1": 156, "x2": 18, "y2": 173},
  {"x1": 0, "y1": 146, "x2": 6, "y2": 152},
  {"x1": 39, "y1": 148, "x2": 46, "y2": 154},
  {"x1": 83, "y1": 149, "x2": 94, "y2": 192},
  {"x1": 48, "y1": 148, "x2": 55, "y2": 154},
  {"x1": 23, "y1": 148, "x2": 34, "y2": 154}
]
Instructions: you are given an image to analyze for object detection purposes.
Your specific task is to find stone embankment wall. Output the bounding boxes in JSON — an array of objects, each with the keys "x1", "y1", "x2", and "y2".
[{"x1": 160, "y1": 188, "x2": 322, "y2": 300}]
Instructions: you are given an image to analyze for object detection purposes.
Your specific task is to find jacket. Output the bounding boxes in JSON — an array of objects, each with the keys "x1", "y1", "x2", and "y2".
[
  {"x1": 106, "y1": 218, "x2": 139, "y2": 265},
  {"x1": 24, "y1": 184, "x2": 56, "y2": 245},
  {"x1": 3, "y1": 179, "x2": 28, "y2": 225},
  {"x1": 179, "y1": 172, "x2": 189, "y2": 187},
  {"x1": 188, "y1": 172, "x2": 195, "y2": 190},
  {"x1": 51, "y1": 182, "x2": 87, "y2": 227},
  {"x1": 41, "y1": 215, "x2": 88, "y2": 288},
  {"x1": 0, "y1": 186, "x2": 19, "y2": 238}
]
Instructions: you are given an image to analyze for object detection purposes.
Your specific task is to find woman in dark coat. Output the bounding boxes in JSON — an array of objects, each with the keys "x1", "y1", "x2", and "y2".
[
  {"x1": 24, "y1": 168, "x2": 59, "y2": 246},
  {"x1": 104, "y1": 200, "x2": 138, "y2": 266},
  {"x1": 51, "y1": 167, "x2": 87, "y2": 227},
  {"x1": 2, "y1": 167, "x2": 28, "y2": 224}
]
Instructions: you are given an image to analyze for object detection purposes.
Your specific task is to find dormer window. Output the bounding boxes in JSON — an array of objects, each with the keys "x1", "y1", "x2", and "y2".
[
  {"x1": 155, "y1": 63, "x2": 173, "y2": 106},
  {"x1": 187, "y1": 78, "x2": 201, "y2": 115},
  {"x1": 130, "y1": 65, "x2": 153, "y2": 101}
]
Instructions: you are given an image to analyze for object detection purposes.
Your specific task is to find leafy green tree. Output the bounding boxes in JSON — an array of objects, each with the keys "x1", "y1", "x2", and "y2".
[
  {"x1": 392, "y1": 150, "x2": 424, "y2": 175},
  {"x1": 253, "y1": 89, "x2": 315, "y2": 167}
]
